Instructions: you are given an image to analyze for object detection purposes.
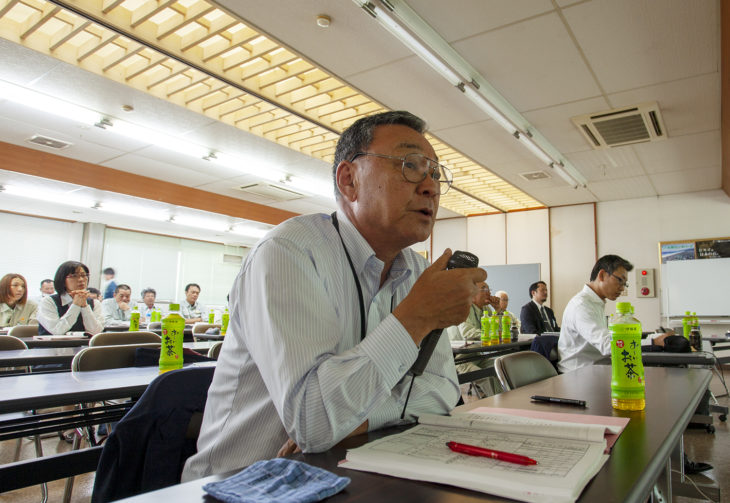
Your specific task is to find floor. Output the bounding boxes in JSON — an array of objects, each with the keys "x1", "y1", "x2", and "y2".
[{"x1": 2, "y1": 367, "x2": 729, "y2": 503}]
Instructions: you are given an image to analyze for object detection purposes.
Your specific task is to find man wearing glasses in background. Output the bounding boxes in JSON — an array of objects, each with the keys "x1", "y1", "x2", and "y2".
[
  {"x1": 184, "y1": 111, "x2": 485, "y2": 480},
  {"x1": 557, "y1": 254, "x2": 670, "y2": 373}
]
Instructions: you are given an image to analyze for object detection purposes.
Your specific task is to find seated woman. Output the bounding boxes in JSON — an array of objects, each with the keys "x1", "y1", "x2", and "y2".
[
  {"x1": 37, "y1": 261, "x2": 103, "y2": 335},
  {"x1": 0, "y1": 273, "x2": 38, "y2": 327}
]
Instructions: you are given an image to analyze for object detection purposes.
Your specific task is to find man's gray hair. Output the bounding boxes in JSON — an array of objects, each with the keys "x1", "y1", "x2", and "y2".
[{"x1": 331, "y1": 111, "x2": 427, "y2": 198}]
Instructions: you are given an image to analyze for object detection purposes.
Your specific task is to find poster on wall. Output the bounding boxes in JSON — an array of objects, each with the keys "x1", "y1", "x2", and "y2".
[
  {"x1": 660, "y1": 242, "x2": 695, "y2": 263},
  {"x1": 695, "y1": 239, "x2": 730, "y2": 259}
]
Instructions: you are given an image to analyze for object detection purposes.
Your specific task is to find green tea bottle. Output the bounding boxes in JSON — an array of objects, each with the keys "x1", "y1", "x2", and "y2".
[
  {"x1": 501, "y1": 313, "x2": 511, "y2": 343},
  {"x1": 221, "y1": 307, "x2": 230, "y2": 336},
  {"x1": 480, "y1": 310, "x2": 489, "y2": 346},
  {"x1": 208, "y1": 309, "x2": 215, "y2": 324},
  {"x1": 610, "y1": 302, "x2": 645, "y2": 411},
  {"x1": 489, "y1": 313, "x2": 499, "y2": 345},
  {"x1": 682, "y1": 311, "x2": 691, "y2": 340},
  {"x1": 159, "y1": 303, "x2": 185, "y2": 373},
  {"x1": 129, "y1": 306, "x2": 140, "y2": 331}
]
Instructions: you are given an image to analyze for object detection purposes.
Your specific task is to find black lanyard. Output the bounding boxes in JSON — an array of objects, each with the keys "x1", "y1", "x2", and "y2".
[{"x1": 331, "y1": 213, "x2": 394, "y2": 341}]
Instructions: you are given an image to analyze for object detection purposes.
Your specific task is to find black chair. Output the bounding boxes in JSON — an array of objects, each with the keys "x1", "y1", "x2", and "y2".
[{"x1": 91, "y1": 365, "x2": 215, "y2": 502}]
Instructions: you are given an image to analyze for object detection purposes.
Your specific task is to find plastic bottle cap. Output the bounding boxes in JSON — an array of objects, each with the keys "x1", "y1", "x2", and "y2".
[
  {"x1": 615, "y1": 301, "x2": 632, "y2": 314},
  {"x1": 169, "y1": 303, "x2": 180, "y2": 311}
]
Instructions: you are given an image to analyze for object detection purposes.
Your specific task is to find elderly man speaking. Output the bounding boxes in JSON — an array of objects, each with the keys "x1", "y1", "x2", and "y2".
[{"x1": 183, "y1": 111, "x2": 485, "y2": 480}]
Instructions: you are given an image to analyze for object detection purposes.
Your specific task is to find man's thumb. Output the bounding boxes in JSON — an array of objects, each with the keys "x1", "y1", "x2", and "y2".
[{"x1": 429, "y1": 248, "x2": 452, "y2": 271}]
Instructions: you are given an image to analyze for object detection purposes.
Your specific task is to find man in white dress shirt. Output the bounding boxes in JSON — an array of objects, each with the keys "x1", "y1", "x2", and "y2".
[
  {"x1": 558, "y1": 254, "x2": 669, "y2": 373},
  {"x1": 183, "y1": 111, "x2": 485, "y2": 480}
]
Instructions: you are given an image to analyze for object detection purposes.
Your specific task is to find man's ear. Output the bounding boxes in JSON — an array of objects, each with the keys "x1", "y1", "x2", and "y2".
[{"x1": 335, "y1": 160, "x2": 358, "y2": 202}]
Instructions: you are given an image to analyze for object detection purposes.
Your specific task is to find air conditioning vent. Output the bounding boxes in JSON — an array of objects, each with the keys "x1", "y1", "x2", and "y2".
[
  {"x1": 519, "y1": 170, "x2": 551, "y2": 181},
  {"x1": 234, "y1": 182, "x2": 304, "y2": 201},
  {"x1": 27, "y1": 135, "x2": 71, "y2": 149},
  {"x1": 223, "y1": 253, "x2": 243, "y2": 264},
  {"x1": 571, "y1": 102, "x2": 666, "y2": 149}
]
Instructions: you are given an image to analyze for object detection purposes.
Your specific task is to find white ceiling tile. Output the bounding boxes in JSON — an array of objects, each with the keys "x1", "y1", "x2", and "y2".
[
  {"x1": 634, "y1": 131, "x2": 721, "y2": 174},
  {"x1": 409, "y1": 0, "x2": 554, "y2": 42},
  {"x1": 566, "y1": 147, "x2": 645, "y2": 182},
  {"x1": 607, "y1": 73, "x2": 720, "y2": 138},
  {"x1": 650, "y1": 166, "x2": 722, "y2": 195},
  {"x1": 347, "y1": 56, "x2": 485, "y2": 131},
  {"x1": 563, "y1": 0, "x2": 718, "y2": 93},
  {"x1": 527, "y1": 185, "x2": 596, "y2": 207},
  {"x1": 452, "y1": 13, "x2": 601, "y2": 111},
  {"x1": 587, "y1": 175, "x2": 657, "y2": 200},
  {"x1": 101, "y1": 153, "x2": 219, "y2": 187},
  {"x1": 0, "y1": 38, "x2": 63, "y2": 85}
]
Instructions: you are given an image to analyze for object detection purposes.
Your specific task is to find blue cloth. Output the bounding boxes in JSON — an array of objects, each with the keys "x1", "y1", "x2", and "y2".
[{"x1": 203, "y1": 459, "x2": 350, "y2": 503}]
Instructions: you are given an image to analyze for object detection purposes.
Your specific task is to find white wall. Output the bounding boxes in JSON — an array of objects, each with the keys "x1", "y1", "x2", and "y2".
[
  {"x1": 0, "y1": 212, "x2": 83, "y2": 296},
  {"x1": 597, "y1": 190, "x2": 730, "y2": 330},
  {"x1": 550, "y1": 204, "x2": 596, "y2": 324},
  {"x1": 432, "y1": 189, "x2": 730, "y2": 332}
]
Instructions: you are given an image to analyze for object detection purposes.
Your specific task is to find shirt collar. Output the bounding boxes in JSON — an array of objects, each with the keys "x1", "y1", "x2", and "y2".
[
  {"x1": 582, "y1": 284, "x2": 606, "y2": 305},
  {"x1": 334, "y1": 210, "x2": 411, "y2": 295},
  {"x1": 60, "y1": 293, "x2": 73, "y2": 306},
  {"x1": 0, "y1": 303, "x2": 11, "y2": 314},
  {"x1": 532, "y1": 298, "x2": 543, "y2": 308}
]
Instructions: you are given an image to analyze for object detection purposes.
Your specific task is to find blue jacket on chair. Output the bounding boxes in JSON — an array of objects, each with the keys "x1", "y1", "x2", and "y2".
[{"x1": 91, "y1": 366, "x2": 215, "y2": 502}]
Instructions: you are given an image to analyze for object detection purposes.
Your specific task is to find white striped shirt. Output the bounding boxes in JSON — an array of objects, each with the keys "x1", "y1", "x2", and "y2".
[{"x1": 183, "y1": 211, "x2": 459, "y2": 480}]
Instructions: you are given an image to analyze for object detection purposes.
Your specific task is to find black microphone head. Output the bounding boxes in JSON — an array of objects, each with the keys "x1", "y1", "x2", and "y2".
[{"x1": 447, "y1": 250, "x2": 479, "y2": 269}]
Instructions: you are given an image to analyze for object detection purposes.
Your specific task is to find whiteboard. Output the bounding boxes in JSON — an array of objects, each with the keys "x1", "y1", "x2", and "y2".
[
  {"x1": 661, "y1": 258, "x2": 730, "y2": 317},
  {"x1": 481, "y1": 263, "x2": 541, "y2": 312}
]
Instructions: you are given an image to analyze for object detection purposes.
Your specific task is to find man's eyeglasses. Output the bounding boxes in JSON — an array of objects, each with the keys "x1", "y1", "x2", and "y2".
[
  {"x1": 611, "y1": 274, "x2": 628, "y2": 288},
  {"x1": 66, "y1": 273, "x2": 89, "y2": 280},
  {"x1": 349, "y1": 152, "x2": 453, "y2": 194}
]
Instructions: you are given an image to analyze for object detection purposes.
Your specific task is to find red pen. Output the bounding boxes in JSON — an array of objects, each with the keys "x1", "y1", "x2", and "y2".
[{"x1": 446, "y1": 441, "x2": 537, "y2": 465}]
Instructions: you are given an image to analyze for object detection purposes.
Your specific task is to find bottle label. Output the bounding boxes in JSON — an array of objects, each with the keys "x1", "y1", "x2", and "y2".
[{"x1": 610, "y1": 322, "x2": 645, "y2": 400}]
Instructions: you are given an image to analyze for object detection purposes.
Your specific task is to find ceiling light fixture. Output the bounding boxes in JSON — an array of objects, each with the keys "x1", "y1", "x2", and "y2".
[
  {"x1": 355, "y1": 0, "x2": 587, "y2": 188},
  {"x1": 1, "y1": 79, "x2": 334, "y2": 198},
  {"x1": 2, "y1": 184, "x2": 95, "y2": 208}
]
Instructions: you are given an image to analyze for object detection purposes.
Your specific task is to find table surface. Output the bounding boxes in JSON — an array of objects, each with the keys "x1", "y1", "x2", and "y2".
[
  {"x1": 117, "y1": 365, "x2": 711, "y2": 503},
  {"x1": 0, "y1": 341, "x2": 216, "y2": 368},
  {"x1": 451, "y1": 339, "x2": 532, "y2": 355},
  {"x1": 0, "y1": 362, "x2": 215, "y2": 413}
]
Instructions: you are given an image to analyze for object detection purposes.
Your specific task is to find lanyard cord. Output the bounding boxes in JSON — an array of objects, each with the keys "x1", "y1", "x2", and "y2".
[
  {"x1": 331, "y1": 213, "x2": 395, "y2": 341},
  {"x1": 331, "y1": 212, "x2": 367, "y2": 341}
]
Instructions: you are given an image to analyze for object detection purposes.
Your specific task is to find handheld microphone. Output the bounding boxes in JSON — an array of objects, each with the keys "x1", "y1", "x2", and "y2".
[
  {"x1": 408, "y1": 250, "x2": 479, "y2": 377},
  {"x1": 401, "y1": 250, "x2": 479, "y2": 419}
]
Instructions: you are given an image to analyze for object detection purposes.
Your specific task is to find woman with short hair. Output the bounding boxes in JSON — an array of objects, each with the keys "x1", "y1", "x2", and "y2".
[
  {"x1": 37, "y1": 261, "x2": 103, "y2": 335},
  {"x1": 0, "y1": 273, "x2": 37, "y2": 327}
]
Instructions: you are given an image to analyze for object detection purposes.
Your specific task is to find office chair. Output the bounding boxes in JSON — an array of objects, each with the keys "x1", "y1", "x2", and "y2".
[
  {"x1": 529, "y1": 334, "x2": 560, "y2": 370},
  {"x1": 494, "y1": 351, "x2": 558, "y2": 391},
  {"x1": 207, "y1": 340, "x2": 223, "y2": 360},
  {"x1": 72, "y1": 343, "x2": 162, "y2": 371},
  {"x1": 91, "y1": 365, "x2": 216, "y2": 502},
  {"x1": 0, "y1": 334, "x2": 28, "y2": 350},
  {"x1": 89, "y1": 331, "x2": 161, "y2": 346}
]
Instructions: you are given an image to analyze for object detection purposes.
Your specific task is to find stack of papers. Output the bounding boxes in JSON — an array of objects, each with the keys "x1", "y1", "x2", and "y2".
[{"x1": 342, "y1": 410, "x2": 625, "y2": 503}]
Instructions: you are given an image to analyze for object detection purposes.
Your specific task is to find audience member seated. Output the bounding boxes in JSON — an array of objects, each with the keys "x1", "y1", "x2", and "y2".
[
  {"x1": 182, "y1": 111, "x2": 482, "y2": 480},
  {"x1": 37, "y1": 261, "x2": 103, "y2": 335},
  {"x1": 520, "y1": 281, "x2": 559, "y2": 335},
  {"x1": 448, "y1": 281, "x2": 502, "y2": 397},
  {"x1": 101, "y1": 284, "x2": 133, "y2": 326},
  {"x1": 102, "y1": 267, "x2": 117, "y2": 300},
  {"x1": 558, "y1": 255, "x2": 669, "y2": 373},
  {"x1": 31, "y1": 278, "x2": 55, "y2": 303},
  {"x1": 137, "y1": 287, "x2": 158, "y2": 320},
  {"x1": 493, "y1": 290, "x2": 520, "y2": 331},
  {"x1": 180, "y1": 283, "x2": 205, "y2": 324},
  {"x1": 0, "y1": 273, "x2": 38, "y2": 327},
  {"x1": 87, "y1": 287, "x2": 102, "y2": 301}
]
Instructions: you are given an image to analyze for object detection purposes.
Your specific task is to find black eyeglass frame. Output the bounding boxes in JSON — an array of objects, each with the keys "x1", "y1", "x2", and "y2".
[{"x1": 348, "y1": 151, "x2": 453, "y2": 194}]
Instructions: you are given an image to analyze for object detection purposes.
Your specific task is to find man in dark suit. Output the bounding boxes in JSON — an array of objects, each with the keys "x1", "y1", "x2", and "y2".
[{"x1": 520, "y1": 281, "x2": 559, "y2": 335}]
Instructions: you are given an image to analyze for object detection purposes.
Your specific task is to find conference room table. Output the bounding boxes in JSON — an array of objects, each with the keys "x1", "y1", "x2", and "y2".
[
  {"x1": 0, "y1": 341, "x2": 217, "y2": 369},
  {"x1": 116, "y1": 365, "x2": 711, "y2": 503}
]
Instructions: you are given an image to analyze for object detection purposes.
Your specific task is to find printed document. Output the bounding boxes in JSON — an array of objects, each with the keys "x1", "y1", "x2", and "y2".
[{"x1": 342, "y1": 412, "x2": 610, "y2": 503}]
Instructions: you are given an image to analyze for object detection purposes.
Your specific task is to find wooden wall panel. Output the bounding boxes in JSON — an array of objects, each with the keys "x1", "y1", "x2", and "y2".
[{"x1": 0, "y1": 141, "x2": 298, "y2": 225}]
